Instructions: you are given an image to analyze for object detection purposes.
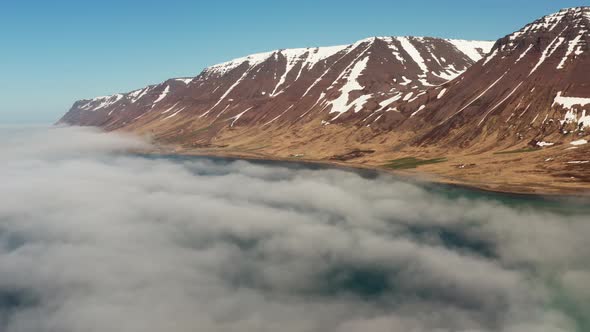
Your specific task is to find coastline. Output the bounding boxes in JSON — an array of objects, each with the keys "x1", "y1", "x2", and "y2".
[{"x1": 146, "y1": 147, "x2": 590, "y2": 199}]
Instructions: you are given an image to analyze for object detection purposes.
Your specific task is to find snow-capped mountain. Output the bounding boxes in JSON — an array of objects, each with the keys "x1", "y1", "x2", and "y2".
[
  {"x1": 59, "y1": 37, "x2": 492, "y2": 130},
  {"x1": 58, "y1": 8, "x2": 590, "y2": 194},
  {"x1": 400, "y1": 7, "x2": 590, "y2": 149}
]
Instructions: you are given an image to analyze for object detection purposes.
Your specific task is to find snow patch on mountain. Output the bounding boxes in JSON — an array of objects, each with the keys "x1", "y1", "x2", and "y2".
[
  {"x1": 553, "y1": 91, "x2": 590, "y2": 108},
  {"x1": 557, "y1": 30, "x2": 587, "y2": 69},
  {"x1": 271, "y1": 45, "x2": 350, "y2": 96},
  {"x1": 571, "y1": 139, "x2": 588, "y2": 146},
  {"x1": 482, "y1": 49, "x2": 498, "y2": 66},
  {"x1": 509, "y1": 7, "x2": 581, "y2": 40},
  {"x1": 446, "y1": 39, "x2": 494, "y2": 62},
  {"x1": 80, "y1": 94, "x2": 124, "y2": 111},
  {"x1": 515, "y1": 44, "x2": 534, "y2": 63},
  {"x1": 397, "y1": 37, "x2": 428, "y2": 73},
  {"x1": 205, "y1": 51, "x2": 274, "y2": 76},
  {"x1": 556, "y1": 91, "x2": 590, "y2": 129},
  {"x1": 530, "y1": 31, "x2": 567, "y2": 75},
  {"x1": 328, "y1": 56, "x2": 369, "y2": 118},
  {"x1": 153, "y1": 85, "x2": 170, "y2": 105},
  {"x1": 379, "y1": 94, "x2": 403, "y2": 107},
  {"x1": 230, "y1": 107, "x2": 254, "y2": 127},
  {"x1": 175, "y1": 78, "x2": 193, "y2": 84}
]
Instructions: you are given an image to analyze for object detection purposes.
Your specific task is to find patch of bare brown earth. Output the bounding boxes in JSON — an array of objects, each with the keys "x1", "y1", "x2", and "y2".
[{"x1": 58, "y1": 7, "x2": 590, "y2": 195}]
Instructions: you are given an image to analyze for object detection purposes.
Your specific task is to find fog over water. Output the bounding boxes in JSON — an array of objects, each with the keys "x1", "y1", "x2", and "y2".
[{"x1": 0, "y1": 126, "x2": 589, "y2": 332}]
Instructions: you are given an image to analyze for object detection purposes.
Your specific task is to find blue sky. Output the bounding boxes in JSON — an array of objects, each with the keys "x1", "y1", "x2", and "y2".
[{"x1": 1, "y1": 0, "x2": 588, "y2": 123}]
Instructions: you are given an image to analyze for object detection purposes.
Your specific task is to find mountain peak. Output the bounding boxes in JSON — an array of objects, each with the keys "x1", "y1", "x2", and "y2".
[
  {"x1": 557, "y1": 6, "x2": 589, "y2": 13},
  {"x1": 60, "y1": 35, "x2": 493, "y2": 129},
  {"x1": 201, "y1": 36, "x2": 494, "y2": 79},
  {"x1": 507, "y1": 7, "x2": 589, "y2": 41},
  {"x1": 57, "y1": 10, "x2": 590, "y2": 193},
  {"x1": 406, "y1": 6, "x2": 590, "y2": 151}
]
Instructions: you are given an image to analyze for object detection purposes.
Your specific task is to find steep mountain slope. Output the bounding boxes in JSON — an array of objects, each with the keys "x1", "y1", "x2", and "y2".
[
  {"x1": 59, "y1": 37, "x2": 492, "y2": 133},
  {"x1": 58, "y1": 8, "x2": 590, "y2": 194},
  {"x1": 402, "y1": 7, "x2": 590, "y2": 151}
]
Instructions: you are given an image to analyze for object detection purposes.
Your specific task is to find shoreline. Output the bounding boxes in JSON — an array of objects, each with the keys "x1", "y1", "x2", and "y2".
[{"x1": 147, "y1": 147, "x2": 590, "y2": 199}]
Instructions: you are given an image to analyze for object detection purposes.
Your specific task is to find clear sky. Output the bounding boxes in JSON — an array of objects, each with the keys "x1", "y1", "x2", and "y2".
[{"x1": 1, "y1": 0, "x2": 588, "y2": 124}]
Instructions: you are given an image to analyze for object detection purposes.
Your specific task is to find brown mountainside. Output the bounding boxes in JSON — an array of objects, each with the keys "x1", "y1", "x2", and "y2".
[{"x1": 58, "y1": 8, "x2": 590, "y2": 194}]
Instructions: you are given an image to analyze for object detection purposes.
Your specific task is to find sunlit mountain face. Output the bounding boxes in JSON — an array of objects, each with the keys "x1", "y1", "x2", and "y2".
[{"x1": 57, "y1": 8, "x2": 590, "y2": 196}]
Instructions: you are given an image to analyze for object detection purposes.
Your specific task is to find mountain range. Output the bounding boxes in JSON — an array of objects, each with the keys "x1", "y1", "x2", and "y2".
[{"x1": 59, "y1": 7, "x2": 590, "y2": 194}]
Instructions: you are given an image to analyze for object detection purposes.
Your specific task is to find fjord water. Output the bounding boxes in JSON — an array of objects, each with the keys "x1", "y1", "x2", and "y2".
[
  {"x1": 155, "y1": 153, "x2": 590, "y2": 214},
  {"x1": 0, "y1": 127, "x2": 589, "y2": 332}
]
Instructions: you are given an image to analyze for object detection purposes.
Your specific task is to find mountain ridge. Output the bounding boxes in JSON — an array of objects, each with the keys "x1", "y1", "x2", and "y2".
[
  {"x1": 58, "y1": 8, "x2": 590, "y2": 195},
  {"x1": 402, "y1": 6, "x2": 590, "y2": 147},
  {"x1": 64, "y1": 36, "x2": 492, "y2": 116}
]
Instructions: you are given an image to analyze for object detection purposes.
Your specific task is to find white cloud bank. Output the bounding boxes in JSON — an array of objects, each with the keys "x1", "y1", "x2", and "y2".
[{"x1": 0, "y1": 127, "x2": 588, "y2": 332}]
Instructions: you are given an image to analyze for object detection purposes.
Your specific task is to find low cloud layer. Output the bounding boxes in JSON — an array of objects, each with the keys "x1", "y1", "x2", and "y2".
[{"x1": 0, "y1": 127, "x2": 588, "y2": 332}]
